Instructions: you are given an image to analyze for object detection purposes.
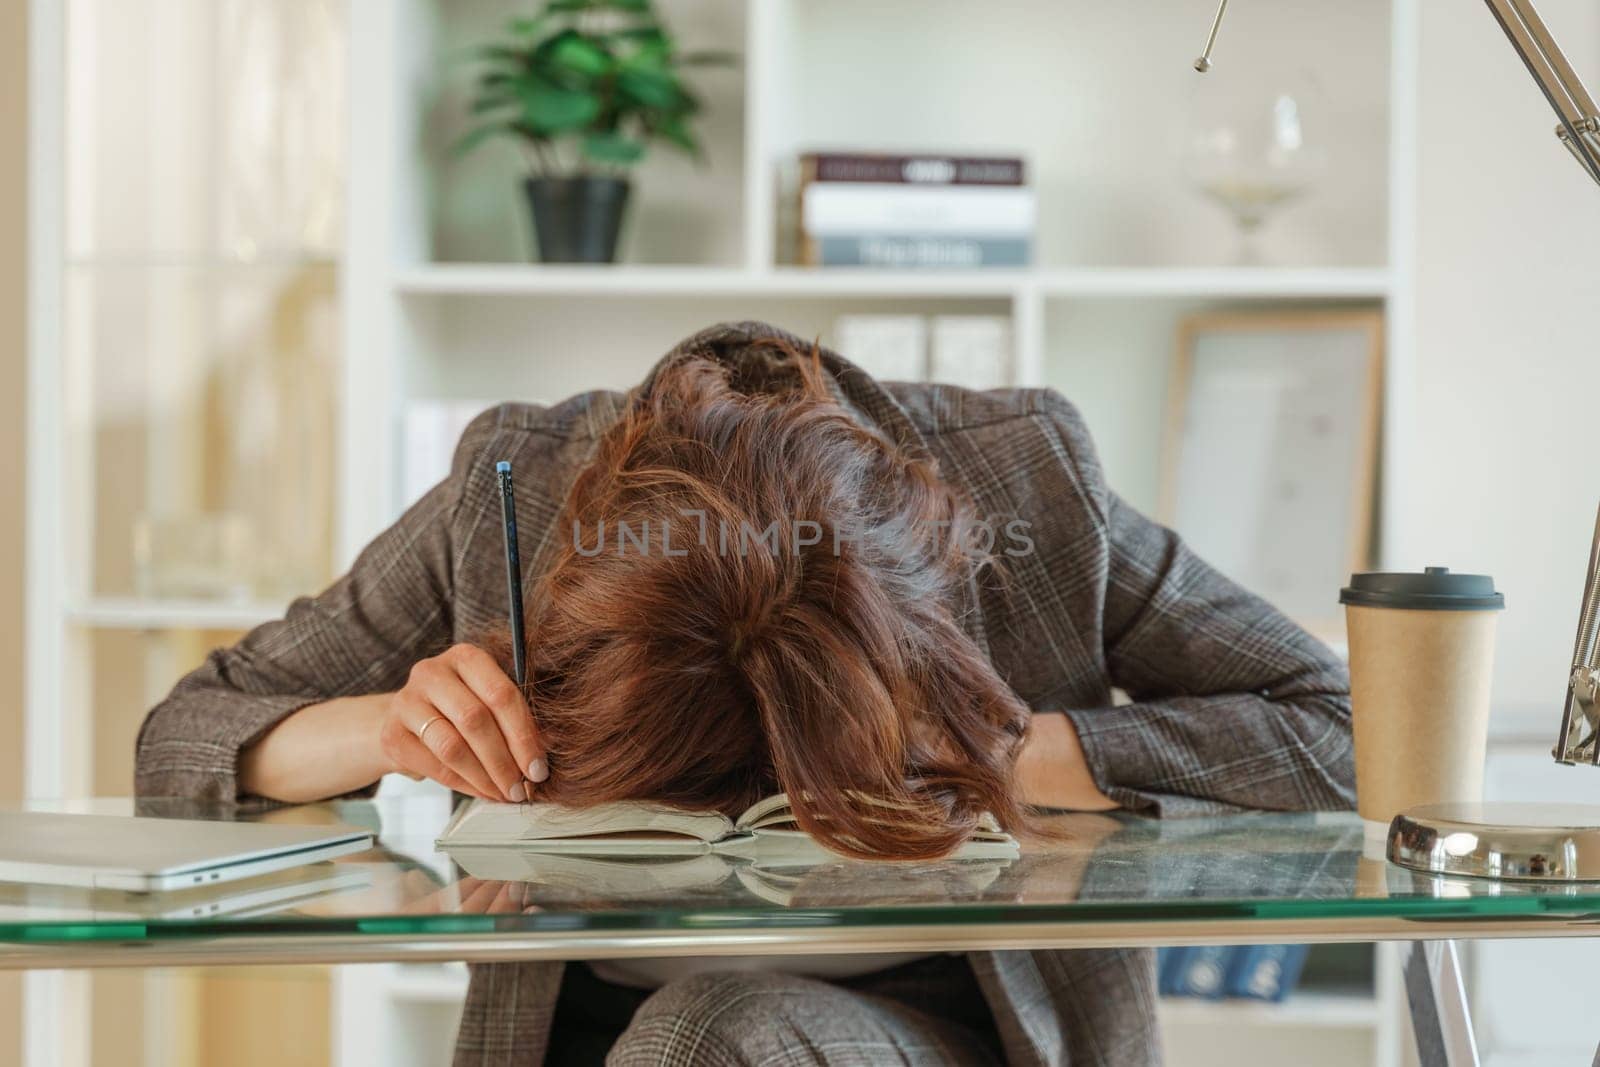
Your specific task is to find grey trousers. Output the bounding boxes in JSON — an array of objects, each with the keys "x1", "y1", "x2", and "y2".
[{"x1": 566, "y1": 956, "x2": 1004, "y2": 1066}]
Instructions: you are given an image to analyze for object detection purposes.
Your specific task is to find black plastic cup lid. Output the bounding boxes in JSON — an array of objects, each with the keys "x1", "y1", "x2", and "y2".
[{"x1": 1339, "y1": 567, "x2": 1504, "y2": 611}]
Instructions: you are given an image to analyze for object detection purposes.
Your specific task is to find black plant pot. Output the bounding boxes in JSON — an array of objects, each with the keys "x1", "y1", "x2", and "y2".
[{"x1": 523, "y1": 176, "x2": 631, "y2": 264}]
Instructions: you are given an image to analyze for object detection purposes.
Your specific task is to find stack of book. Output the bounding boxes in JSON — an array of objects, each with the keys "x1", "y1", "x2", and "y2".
[
  {"x1": 1156, "y1": 945, "x2": 1312, "y2": 1003},
  {"x1": 797, "y1": 151, "x2": 1034, "y2": 269}
]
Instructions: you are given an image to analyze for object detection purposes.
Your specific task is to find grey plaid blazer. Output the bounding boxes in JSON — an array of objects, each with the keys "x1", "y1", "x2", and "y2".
[{"x1": 136, "y1": 321, "x2": 1355, "y2": 1066}]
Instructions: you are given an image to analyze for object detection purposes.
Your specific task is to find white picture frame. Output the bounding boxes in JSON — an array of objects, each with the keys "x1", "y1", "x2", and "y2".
[{"x1": 1160, "y1": 310, "x2": 1384, "y2": 639}]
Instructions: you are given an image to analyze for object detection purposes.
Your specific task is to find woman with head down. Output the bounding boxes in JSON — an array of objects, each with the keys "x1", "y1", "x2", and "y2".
[{"x1": 138, "y1": 321, "x2": 1352, "y2": 1066}]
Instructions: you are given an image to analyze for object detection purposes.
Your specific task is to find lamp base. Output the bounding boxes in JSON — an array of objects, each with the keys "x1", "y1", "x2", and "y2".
[{"x1": 1388, "y1": 802, "x2": 1600, "y2": 882}]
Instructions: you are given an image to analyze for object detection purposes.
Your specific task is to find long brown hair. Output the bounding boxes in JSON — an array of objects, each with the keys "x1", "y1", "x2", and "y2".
[{"x1": 488, "y1": 341, "x2": 1032, "y2": 859}]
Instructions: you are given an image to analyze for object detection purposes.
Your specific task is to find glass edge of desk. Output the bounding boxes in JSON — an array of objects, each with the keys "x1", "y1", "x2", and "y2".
[
  {"x1": 6, "y1": 890, "x2": 1600, "y2": 948},
  {"x1": 4, "y1": 911, "x2": 1600, "y2": 969}
]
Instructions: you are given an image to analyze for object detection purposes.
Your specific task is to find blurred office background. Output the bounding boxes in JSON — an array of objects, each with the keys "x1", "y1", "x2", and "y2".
[{"x1": 5, "y1": 1, "x2": 1600, "y2": 1065}]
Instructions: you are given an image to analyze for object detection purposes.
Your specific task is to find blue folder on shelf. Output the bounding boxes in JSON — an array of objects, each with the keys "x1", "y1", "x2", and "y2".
[
  {"x1": 1224, "y1": 944, "x2": 1311, "y2": 1002},
  {"x1": 1160, "y1": 945, "x2": 1236, "y2": 999}
]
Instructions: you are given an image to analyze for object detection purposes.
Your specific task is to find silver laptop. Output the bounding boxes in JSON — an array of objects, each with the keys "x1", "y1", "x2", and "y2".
[
  {"x1": 0, "y1": 811, "x2": 375, "y2": 892},
  {"x1": 0, "y1": 864, "x2": 374, "y2": 920}
]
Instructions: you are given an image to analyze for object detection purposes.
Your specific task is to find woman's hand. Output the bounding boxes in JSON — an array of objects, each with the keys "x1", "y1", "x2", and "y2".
[
  {"x1": 377, "y1": 643, "x2": 547, "y2": 803},
  {"x1": 400, "y1": 875, "x2": 534, "y2": 916},
  {"x1": 1017, "y1": 712, "x2": 1117, "y2": 811}
]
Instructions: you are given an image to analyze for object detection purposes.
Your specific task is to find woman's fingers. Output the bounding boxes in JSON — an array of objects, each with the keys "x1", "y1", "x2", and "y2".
[
  {"x1": 474, "y1": 879, "x2": 530, "y2": 913},
  {"x1": 381, "y1": 643, "x2": 542, "y2": 801},
  {"x1": 394, "y1": 688, "x2": 502, "y2": 800},
  {"x1": 447, "y1": 644, "x2": 547, "y2": 787},
  {"x1": 383, "y1": 718, "x2": 489, "y2": 799},
  {"x1": 456, "y1": 877, "x2": 507, "y2": 913},
  {"x1": 405, "y1": 877, "x2": 527, "y2": 915},
  {"x1": 417, "y1": 656, "x2": 527, "y2": 802}
]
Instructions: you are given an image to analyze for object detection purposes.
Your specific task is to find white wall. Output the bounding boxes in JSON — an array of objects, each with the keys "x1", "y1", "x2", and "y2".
[{"x1": 1410, "y1": 0, "x2": 1600, "y2": 735}]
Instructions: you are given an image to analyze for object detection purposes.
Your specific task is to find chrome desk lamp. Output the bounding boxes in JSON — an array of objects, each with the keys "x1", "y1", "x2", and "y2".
[
  {"x1": 1196, "y1": 0, "x2": 1600, "y2": 882},
  {"x1": 1553, "y1": 505, "x2": 1600, "y2": 769}
]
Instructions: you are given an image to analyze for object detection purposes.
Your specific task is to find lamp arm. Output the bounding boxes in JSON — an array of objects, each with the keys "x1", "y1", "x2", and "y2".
[
  {"x1": 1554, "y1": 504, "x2": 1600, "y2": 765},
  {"x1": 1483, "y1": 0, "x2": 1600, "y2": 187},
  {"x1": 1193, "y1": 0, "x2": 1600, "y2": 188}
]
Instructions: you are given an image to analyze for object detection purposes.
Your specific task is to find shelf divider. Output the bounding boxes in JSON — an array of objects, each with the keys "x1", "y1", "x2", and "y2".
[
  {"x1": 64, "y1": 597, "x2": 289, "y2": 632},
  {"x1": 392, "y1": 263, "x2": 1392, "y2": 302}
]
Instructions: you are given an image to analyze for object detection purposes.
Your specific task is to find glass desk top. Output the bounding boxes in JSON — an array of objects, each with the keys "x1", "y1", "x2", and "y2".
[{"x1": 5, "y1": 796, "x2": 1600, "y2": 968}]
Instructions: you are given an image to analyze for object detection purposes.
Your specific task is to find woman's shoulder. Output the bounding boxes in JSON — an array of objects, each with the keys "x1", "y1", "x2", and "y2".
[
  {"x1": 888, "y1": 377, "x2": 1096, "y2": 467},
  {"x1": 880, "y1": 381, "x2": 1110, "y2": 534},
  {"x1": 444, "y1": 391, "x2": 628, "y2": 528},
  {"x1": 880, "y1": 381, "x2": 1090, "y2": 441},
  {"x1": 449, "y1": 391, "x2": 629, "y2": 481},
  {"x1": 468, "y1": 390, "x2": 629, "y2": 444}
]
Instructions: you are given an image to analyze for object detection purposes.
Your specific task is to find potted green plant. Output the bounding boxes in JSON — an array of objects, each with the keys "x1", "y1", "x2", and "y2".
[{"x1": 458, "y1": 0, "x2": 731, "y2": 264}]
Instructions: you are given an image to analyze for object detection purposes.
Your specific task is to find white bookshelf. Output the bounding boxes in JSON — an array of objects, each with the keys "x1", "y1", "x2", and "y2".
[
  {"x1": 381, "y1": 962, "x2": 471, "y2": 1005},
  {"x1": 1160, "y1": 989, "x2": 1377, "y2": 1031},
  {"x1": 395, "y1": 263, "x2": 1026, "y2": 297},
  {"x1": 61, "y1": 598, "x2": 293, "y2": 632},
  {"x1": 342, "y1": 0, "x2": 1414, "y2": 560},
  {"x1": 335, "y1": 1, "x2": 1416, "y2": 1065},
  {"x1": 394, "y1": 264, "x2": 1394, "y2": 299}
]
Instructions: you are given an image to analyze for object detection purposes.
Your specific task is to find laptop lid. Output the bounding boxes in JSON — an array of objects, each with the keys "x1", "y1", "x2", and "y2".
[{"x1": 0, "y1": 811, "x2": 375, "y2": 892}]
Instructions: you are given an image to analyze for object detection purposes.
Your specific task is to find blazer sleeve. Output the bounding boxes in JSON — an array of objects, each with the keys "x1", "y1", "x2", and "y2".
[
  {"x1": 133, "y1": 407, "x2": 505, "y2": 802},
  {"x1": 1041, "y1": 394, "x2": 1357, "y2": 816}
]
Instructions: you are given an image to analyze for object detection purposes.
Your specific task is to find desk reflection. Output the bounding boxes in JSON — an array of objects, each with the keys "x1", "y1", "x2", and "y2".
[{"x1": 14, "y1": 800, "x2": 1582, "y2": 929}]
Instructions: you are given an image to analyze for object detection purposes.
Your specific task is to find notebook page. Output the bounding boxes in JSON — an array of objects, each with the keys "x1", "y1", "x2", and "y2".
[{"x1": 436, "y1": 798, "x2": 735, "y2": 847}]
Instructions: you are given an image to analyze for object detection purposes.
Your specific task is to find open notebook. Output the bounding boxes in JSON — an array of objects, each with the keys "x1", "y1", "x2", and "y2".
[
  {"x1": 443, "y1": 846, "x2": 1015, "y2": 908},
  {"x1": 436, "y1": 793, "x2": 1021, "y2": 861}
]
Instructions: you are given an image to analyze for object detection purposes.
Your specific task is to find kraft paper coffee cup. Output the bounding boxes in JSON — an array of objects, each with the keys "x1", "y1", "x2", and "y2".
[{"x1": 1339, "y1": 567, "x2": 1504, "y2": 841}]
